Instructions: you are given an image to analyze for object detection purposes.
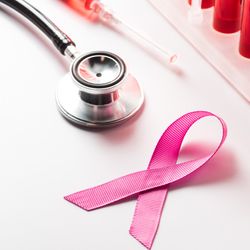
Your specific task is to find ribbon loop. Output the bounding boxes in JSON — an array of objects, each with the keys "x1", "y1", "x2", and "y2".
[{"x1": 65, "y1": 111, "x2": 227, "y2": 249}]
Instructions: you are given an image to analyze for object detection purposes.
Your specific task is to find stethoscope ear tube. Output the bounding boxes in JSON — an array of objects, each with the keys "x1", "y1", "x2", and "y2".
[{"x1": 0, "y1": 0, "x2": 75, "y2": 55}]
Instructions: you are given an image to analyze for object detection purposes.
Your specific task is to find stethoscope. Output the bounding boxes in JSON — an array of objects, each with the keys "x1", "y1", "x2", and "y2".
[{"x1": 0, "y1": 0, "x2": 144, "y2": 128}]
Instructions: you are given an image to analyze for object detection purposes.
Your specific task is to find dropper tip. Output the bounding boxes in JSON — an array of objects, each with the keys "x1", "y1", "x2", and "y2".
[{"x1": 169, "y1": 54, "x2": 178, "y2": 64}]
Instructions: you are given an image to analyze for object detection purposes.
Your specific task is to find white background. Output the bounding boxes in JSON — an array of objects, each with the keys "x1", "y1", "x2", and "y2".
[{"x1": 0, "y1": 0, "x2": 250, "y2": 249}]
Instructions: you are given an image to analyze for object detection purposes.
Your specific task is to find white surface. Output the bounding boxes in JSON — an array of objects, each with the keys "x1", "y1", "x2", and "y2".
[{"x1": 0, "y1": 1, "x2": 249, "y2": 250}]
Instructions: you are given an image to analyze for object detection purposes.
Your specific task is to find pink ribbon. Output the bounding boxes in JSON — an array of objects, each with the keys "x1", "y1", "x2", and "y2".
[{"x1": 65, "y1": 111, "x2": 227, "y2": 249}]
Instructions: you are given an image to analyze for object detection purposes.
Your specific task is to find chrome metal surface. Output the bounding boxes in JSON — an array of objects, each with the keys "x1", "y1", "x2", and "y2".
[
  {"x1": 77, "y1": 55, "x2": 121, "y2": 84},
  {"x1": 56, "y1": 73, "x2": 144, "y2": 128},
  {"x1": 72, "y1": 52, "x2": 126, "y2": 89},
  {"x1": 64, "y1": 45, "x2": 80, "y2": 60}
]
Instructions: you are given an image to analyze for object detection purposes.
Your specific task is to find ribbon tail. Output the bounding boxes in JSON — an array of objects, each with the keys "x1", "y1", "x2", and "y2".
[{"x1": 129, "y1": 187, "x2": 168, "y2": 249}]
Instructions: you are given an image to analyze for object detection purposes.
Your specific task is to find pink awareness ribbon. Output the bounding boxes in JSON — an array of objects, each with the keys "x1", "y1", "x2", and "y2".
[{"x1": 65, "y1": 111, "x2": 227, "y2": 249}]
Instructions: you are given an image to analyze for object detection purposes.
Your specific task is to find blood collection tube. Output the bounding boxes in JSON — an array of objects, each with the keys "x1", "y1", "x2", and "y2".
[
  {"x1": 239, "y1": 0, "x2": 250, "y2": 58},
  {"x1": 188, "y1": 0, "x2": 215, "y2": 9},
  {"x1": 213, "y1": 0, "x2": 242, "y2": 33}
]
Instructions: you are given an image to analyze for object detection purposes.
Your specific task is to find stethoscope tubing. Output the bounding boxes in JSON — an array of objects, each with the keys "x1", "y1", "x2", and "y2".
[{"x1": 0, "y1": 0, "x2": 75, "y2": 55}]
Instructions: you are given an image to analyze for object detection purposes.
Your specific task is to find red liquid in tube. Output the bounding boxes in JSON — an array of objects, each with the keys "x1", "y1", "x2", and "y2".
[
  {"x1": 188, "y1": 0, "x2": 215, "y2": 9},
  {"x1": 82, "y1": 0, "x2": 94, "y2": 10},
  {"x1": 239, "y1": 0, "x2": 250, "y2": 58},
  {"x1": 213, "y1": 0, "x2": 242, "y2": 33},
  {"x1": 64, "y1": 0, "x2": 98, "y2": 20}
]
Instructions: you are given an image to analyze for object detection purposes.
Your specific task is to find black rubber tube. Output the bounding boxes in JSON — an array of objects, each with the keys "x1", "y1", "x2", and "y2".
[{"x1": 0, "y1": 0, "x2": 75, "y2": 55}]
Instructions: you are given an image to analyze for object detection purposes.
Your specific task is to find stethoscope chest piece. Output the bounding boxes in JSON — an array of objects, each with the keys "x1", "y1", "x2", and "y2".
[{"x1": 56, "y1": 51, "x2": 144, "y2": 128}]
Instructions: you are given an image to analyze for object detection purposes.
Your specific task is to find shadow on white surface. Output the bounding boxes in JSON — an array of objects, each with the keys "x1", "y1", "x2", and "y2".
[
  {"x1": 99, "y1": 103, "x2": 145, "y2": 143},
  {"x1": 171, "y1": 143, "x2": 237, "y2": 189}
]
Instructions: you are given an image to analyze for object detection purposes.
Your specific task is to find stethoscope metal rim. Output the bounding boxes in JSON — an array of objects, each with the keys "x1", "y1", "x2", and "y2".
[{"x1": 71, "y1": 51, "x2": 126, "y2": 89}]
